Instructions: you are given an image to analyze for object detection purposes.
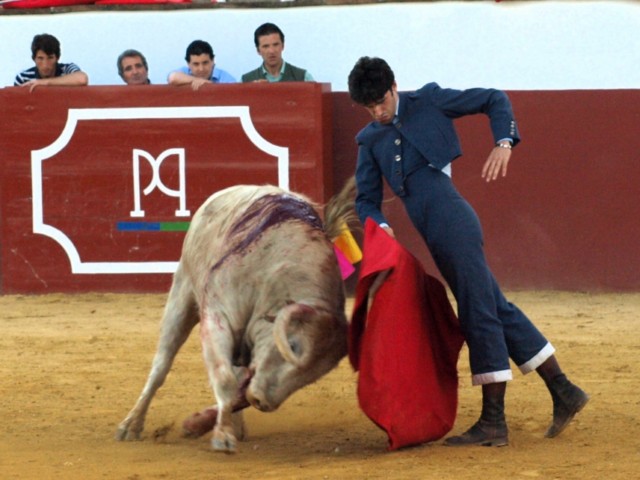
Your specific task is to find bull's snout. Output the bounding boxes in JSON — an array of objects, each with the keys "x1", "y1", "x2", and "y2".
[{"x1": 246, "y1": 389, "x2": 275, "y2": 412}]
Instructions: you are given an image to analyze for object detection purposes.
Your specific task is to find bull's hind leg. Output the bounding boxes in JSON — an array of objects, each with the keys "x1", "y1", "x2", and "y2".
[{"x1": 116, "y1": 268, "x2": 199, "y2": 441}]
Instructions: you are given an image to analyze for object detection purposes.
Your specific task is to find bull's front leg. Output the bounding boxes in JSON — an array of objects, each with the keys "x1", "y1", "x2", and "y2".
[
  {"x1": 200, "y1": 306, "x2": 242, "y2": 453},
  {"x1": 182, "y1": 366, "x2": 251, "y2": 438}
]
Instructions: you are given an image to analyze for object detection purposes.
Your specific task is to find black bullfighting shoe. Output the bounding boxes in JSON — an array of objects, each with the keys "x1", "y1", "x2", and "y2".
[
  {"x1": 444, "y1": 419, "x2": 509, "y2": 447},
  {"x1": 545, "y1": 377, "x2": 590, "y2": 438}
]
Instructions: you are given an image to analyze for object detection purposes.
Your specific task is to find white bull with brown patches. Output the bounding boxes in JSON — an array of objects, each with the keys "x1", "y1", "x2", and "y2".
[{"x1": 116, "y1": 180, "x2": 355, "y2": 453}]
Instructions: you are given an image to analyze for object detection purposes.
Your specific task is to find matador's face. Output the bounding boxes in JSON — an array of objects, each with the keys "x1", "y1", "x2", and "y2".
[{"x1": 364, "y1": 83, "x2": 398, "y2": 125}]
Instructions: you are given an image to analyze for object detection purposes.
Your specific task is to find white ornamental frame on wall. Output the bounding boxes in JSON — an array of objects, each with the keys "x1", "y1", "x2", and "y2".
[{"x1": 31, "y1": 106, "x2": 289, "y2": 275}]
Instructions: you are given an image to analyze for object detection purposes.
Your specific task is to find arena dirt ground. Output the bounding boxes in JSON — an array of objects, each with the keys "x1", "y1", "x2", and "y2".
[{"x1": 1, "y1": 291, "x2": 639, "y2": 479}]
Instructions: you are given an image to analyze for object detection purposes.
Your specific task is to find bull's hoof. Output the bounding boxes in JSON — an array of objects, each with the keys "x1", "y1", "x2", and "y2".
[
  {"x1": 211, "y1": 426, "x2": 238, "y2": 453},
  {"x1": 115, "y1": 423, "x2": 142, "y2": 441}
]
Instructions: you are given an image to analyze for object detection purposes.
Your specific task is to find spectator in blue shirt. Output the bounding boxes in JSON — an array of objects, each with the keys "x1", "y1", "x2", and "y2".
[
  {"x1": 14, "y1": 33, "x2": 88, "y2": 92},
  {"x1": 168, "y1": 40, "x2": 236, "y2": 90}
]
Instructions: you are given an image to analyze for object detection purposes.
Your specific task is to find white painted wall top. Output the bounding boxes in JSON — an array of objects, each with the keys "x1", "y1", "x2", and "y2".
[{"x1": 1, "y1": 1, "x2": 639, "y2": 90}]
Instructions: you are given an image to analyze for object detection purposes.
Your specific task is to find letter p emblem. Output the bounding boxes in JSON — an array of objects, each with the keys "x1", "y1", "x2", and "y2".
[{"x1": 130, "y1": 148, "x2": 191, "y2": 218}]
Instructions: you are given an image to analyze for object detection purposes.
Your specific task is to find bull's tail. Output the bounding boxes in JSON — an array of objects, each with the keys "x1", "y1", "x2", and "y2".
[{"x1": 323, "y1": 176, "x2": 359, "y2": 242}]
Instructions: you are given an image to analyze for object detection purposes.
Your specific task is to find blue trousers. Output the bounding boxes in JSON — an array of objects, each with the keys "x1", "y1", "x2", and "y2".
[{"x1": 402, "y1": 166, "x2": 553, "y2": 385}]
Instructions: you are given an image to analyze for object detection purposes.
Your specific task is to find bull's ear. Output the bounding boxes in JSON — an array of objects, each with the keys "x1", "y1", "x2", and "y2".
[{"x1": 273, "y1": 303, "x2": 315, "y2": 367}]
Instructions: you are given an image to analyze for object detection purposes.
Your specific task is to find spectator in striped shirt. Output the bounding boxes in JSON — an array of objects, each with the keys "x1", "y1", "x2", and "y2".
[{"x1": 14, "y1": 33, "x2": 88, "y2": 92}]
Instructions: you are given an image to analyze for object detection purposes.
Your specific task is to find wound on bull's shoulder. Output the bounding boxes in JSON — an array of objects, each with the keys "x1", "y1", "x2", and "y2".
[{"x1": 209, "y1": 194, "x2": 324, "y2": 274}]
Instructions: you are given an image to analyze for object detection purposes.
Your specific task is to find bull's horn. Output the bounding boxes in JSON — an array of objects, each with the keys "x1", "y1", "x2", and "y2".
[{"x1": 273, "y1": 303, "x2": 315, "y2": 368}]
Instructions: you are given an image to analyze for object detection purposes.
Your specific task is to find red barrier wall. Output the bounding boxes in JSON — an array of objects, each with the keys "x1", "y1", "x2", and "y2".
[
  {"x1": 332, "y1": 90, "x2": 640, "y2": 292},
  {"x1": 1, "y1": 87, "x2": 638, "y2": 293},
  {"x1": 0, "y1": 83, "x2": 333, "y2": 293}
]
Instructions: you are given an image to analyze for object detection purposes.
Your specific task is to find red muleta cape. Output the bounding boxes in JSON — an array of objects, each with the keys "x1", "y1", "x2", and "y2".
[{"x1": 349, "y1": 219, "x2": 464, "y2": 450}]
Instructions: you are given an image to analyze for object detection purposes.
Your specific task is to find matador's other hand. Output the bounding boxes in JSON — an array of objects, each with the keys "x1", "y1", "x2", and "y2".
[
  {"x1": 482, "y1": 145, "x2": 512, "y2": 182},
  {"x1": 382, "y1": 225, "x2": 395, "y2": 238}
]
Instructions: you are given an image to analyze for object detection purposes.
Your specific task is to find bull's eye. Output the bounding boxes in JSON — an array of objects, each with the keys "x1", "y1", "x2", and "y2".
[{"x1": 289, "y1": 339, "x2": 301, "y2": 357}]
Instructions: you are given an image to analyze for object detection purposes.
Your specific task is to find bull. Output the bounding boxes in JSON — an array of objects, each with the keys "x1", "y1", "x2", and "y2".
[{"x1": 116, "y1": 179, "x2": 356, "y2": 453}]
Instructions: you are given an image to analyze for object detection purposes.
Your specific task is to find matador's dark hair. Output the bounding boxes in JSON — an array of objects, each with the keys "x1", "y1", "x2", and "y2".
[{"x1": 348, "y1": 56, "x2": 395, "y2": 106}]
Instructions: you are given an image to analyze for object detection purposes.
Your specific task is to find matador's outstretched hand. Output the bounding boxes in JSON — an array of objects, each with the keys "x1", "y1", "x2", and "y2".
[{"x1": 482, "y1": 144, "x2": 512, "y2": 182}]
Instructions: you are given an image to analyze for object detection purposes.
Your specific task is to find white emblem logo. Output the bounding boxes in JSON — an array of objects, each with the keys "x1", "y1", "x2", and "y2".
[
  {"x1": 130, "y1": 148, "x2": 191, "y2": 218},
  {"x1": 31, "y1": 106, "x2": 288, "y2": 274}
]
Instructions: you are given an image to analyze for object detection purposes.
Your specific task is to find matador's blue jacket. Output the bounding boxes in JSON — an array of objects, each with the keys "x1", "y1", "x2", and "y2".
[{"x1": 355, "y1": 82, "x2": 520, "y2": 226}]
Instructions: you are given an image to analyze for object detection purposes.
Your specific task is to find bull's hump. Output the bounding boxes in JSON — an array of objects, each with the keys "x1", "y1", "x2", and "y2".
[
  {"x1": 209, "y1": 193, "x2": 324, "y2": 274},
  {"x1": 230, "y1": 193, "x2": 322, "y2": 237}
]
